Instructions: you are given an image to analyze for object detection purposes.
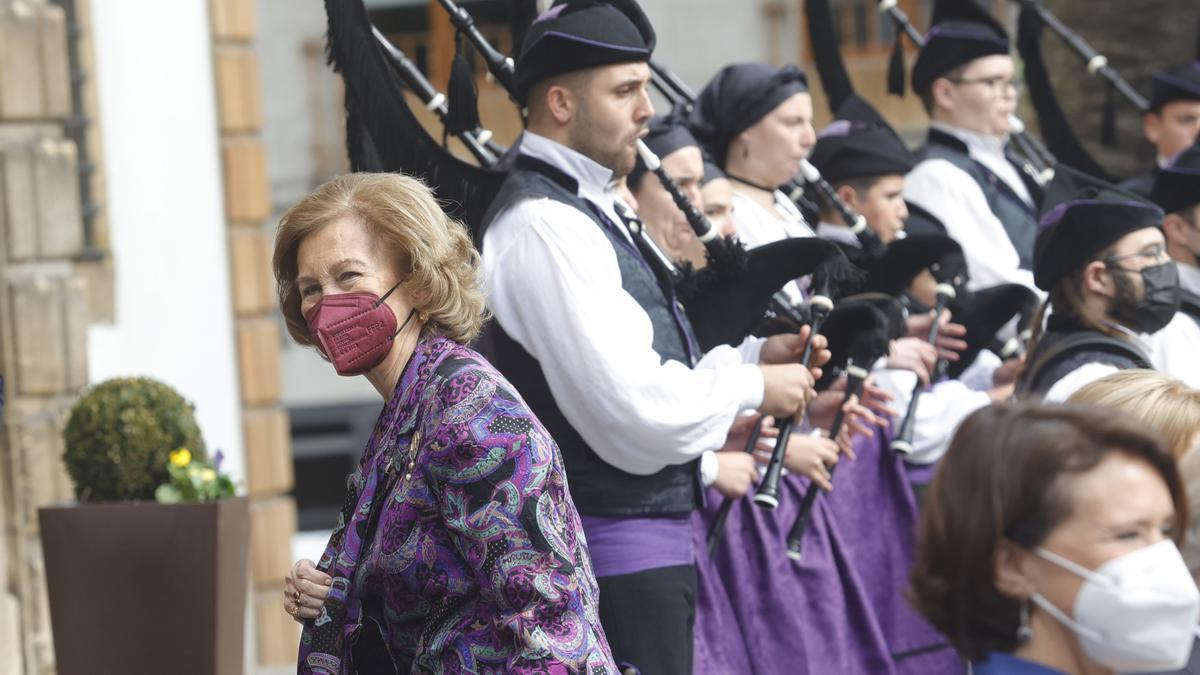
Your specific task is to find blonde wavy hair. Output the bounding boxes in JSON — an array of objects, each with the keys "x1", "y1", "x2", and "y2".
[
  {"x1": 1069, "y1": 370, "x2": 1200, "y2": 460},
  {"x1": 273, "y1": 172, "x2": 488, "y2": 346}
]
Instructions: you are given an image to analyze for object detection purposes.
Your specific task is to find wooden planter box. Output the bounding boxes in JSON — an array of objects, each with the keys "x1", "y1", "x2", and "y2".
[{"x1": 38, "y1": 497, "x2": 251, "y2": 675}]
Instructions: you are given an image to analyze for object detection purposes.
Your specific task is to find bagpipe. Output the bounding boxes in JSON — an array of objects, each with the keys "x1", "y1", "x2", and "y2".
[
  {"x1": 866, "y1": 0, "x2": 1059, "y2": 188},
  {"x1": 858, "y1": 233, "x2": 1037, "y2": 456},
  {"x1": 877, "y1": 0, "x2": 1157, "y2": 182},
  {"x1": 786, "y1": 294, "x2": 905, "y2": 559},
  {"x1": 330, "y1": 0, "x2": 866, "y2": 357},
  {"x1": 706, "y1": 291, "x2": 900, "y2": 555}
]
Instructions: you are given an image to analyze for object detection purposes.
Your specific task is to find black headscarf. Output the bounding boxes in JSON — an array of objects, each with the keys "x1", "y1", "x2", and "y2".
[{"x1": 688, "y1": 63, "x2": 809, "y2": 168}]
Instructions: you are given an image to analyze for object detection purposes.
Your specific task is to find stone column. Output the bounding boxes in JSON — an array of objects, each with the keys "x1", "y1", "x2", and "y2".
[{"x1": 208, "y1": 0, "x2": 299, "y2": 669}]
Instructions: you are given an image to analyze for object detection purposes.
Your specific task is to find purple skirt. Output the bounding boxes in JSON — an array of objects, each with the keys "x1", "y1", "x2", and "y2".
[{"x1": 693, "y1": 426, "x2": 964, "y2": 675}]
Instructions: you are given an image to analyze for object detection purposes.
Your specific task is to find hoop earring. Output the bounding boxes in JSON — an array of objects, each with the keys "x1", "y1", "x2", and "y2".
[{"x1": 1016, "y1": 598, "x2": 1033, "y2": 643}]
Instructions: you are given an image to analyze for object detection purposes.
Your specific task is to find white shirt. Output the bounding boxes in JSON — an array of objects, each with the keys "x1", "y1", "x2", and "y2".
[
  {"x1": 1138, "y1": 264, "x2": 1200, "y2": 390},
  {"x1": 482, "y1": 131, "x2": 765, "y2": 476},
  {"x1": 1143, "y1": 313, "x2": 1200, "y2": 389},
  {"x1": 904, "y1": 122, "x2": 1039, "y2": 294},
  {"x1": 872, "y1": 351, "x2": 996, "y2": 465},
  {"x1": 730, "y1": 190, "x2": 815, "y2": 304},
  {"x1": 730, "y1": 190, "x2": 816, "y2": 249}
]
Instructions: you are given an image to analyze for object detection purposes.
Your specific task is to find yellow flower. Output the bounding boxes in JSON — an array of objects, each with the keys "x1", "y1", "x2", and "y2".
[
  {"x1": 169, "y1": 448, "x2": 192, "y2": 468},
  {"x1": 199, "y1": 468, "x2": 216, "y2": 482}
]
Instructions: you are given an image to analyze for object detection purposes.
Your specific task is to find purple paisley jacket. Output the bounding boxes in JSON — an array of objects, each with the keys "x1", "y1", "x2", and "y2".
[{"x1": 298, "y1": 336, "x2": 615, "y2": 674}]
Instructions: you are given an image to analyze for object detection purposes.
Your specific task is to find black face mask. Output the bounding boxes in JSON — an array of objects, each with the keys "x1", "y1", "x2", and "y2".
[{"x1": 1109, "y1": 261, "x2": 1182, "y2": 335}]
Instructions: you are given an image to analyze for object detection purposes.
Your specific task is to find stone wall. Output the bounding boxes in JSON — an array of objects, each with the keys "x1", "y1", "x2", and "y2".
[{"x1": 0, "y1": 1, "x2": 107, "y2": 673}]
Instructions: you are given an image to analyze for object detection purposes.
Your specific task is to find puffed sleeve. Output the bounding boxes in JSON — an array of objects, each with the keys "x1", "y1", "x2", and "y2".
[{"x1": 422, "y1": 362, "x2": 616, "y2": 674}]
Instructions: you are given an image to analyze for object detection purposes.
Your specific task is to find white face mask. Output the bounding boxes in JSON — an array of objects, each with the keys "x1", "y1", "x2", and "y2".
[{"x1": 1030, "y1": 540, "x2": 1200, "y2": 673}]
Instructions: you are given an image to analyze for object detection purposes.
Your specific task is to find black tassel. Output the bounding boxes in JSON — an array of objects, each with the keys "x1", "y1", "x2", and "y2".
[
  {"x1": 324, "y1": 0, "x2": 506, "y2": 238},
  {"x1": 813, "y1": 253, "x2": 866, "y2": 300},
  {"x1": 887, "y1": 35, "x2": 906, "y2": 97},
  {"x1": 445, "y1": 34, "x2": 481, "y2": 140},
  {"x1": 1101, "y1": 82, "x2": 1117, "y2": 147}
]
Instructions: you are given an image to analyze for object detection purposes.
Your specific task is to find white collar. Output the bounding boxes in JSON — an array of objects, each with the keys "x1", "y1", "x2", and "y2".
[
  {"x1": 518, "y1": 131, "x2": 615, "y2": 202},
  {"x1": 931, "y1": 121, "x2": 1008, "y2": 157}
]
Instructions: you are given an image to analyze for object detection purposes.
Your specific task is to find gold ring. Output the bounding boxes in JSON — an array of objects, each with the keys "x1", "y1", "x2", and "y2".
[
  {"x1": 287, "y1": 602, "x2": 298, "y2": 616},
  {"x1": 294, "y1": 590, "x2": 302, "y2": 604}
]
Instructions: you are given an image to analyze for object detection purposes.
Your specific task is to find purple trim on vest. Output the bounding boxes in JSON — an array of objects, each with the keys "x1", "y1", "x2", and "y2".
[
  {"x1": 541, "y1": 31, "x2": 650, "y2": 54},
  {"x1": 580, "y1": 515, "x2": 694, "y2": 578}
]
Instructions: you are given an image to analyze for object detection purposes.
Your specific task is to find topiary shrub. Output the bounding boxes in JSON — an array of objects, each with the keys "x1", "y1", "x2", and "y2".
[{"x1": 62, "y1": 377, "x2": 207, "y2": 502}]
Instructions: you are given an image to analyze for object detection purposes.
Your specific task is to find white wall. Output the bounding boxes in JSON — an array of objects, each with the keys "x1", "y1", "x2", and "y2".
[
  {"x1": 86, "y1": 0, "x2": 246, "y2": 485},
  {"x1": 641, "y1": 0, "x2": 803, "y2": 96}
]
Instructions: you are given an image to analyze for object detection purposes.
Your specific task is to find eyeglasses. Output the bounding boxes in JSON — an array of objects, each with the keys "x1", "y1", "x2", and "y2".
[
  {"x1": 1102, "y1": 243, "x2": 1169, "y2": 271},
  {"x1": 946, "y1": 75, "x2": 1023, "y2": 96}
]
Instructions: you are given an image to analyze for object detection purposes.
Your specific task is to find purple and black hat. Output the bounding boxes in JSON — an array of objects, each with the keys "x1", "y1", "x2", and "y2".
[
  {"x1": 809, "y1": 95, "x2": 915, "y2": 184},
  {"x1": 1148, "y1": 61, "x2": 1200, "y2": 113},
  {"x1": 911, "y1": 0, "x2": 1010, "y2": 95},
  {"x1": 513, "y1": 0, "x2": 655, "y2": 104},
  {"x1": 1150, "y1": 140, "x2": 1200, "y2": 215},
  {"x1": 1034, "y1": 165, "x2": 1164, "y2": 291}
]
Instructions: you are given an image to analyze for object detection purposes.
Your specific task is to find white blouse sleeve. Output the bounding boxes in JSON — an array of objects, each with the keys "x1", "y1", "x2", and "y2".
[{"x1": 483, "y1": 198, "x2": 765, "y2": 476}]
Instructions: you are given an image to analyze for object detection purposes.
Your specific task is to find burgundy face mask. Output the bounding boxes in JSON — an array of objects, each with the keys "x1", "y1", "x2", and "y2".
[{"x1": 304, "y1": 282, "x2": 415, "y2": 376}]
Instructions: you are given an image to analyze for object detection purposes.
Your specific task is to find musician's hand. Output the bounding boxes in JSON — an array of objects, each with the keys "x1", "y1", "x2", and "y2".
[
  {"x1": 758, "y1": 326, "x2": 831, "y2": 382},
  {"x1": 760, "y1": 331, "x2": 805, "y2": 365},
  {"x1": 717, "y1": 413, "x2": 778, "y2": 459},
  {"x1": 805, "y1": 388, "x2": 846, "y2": 430},
  {"x1": 906, "y1": 310, "x2": 967, "y2": 362},
  {"x1": 838, "y1": 395, "x2": 879, "y2": 444},
  {"x1": 806, "y1": 331, "x2": 831, "y2": 381},
  {"x1": 887, "y1": 337, "x2": 937, "y2": 385},
  {"x1": 859, "y1": 378, "x2": 897, "y2": 422},
  {"x1": 992, "y1": 356, "x2": 1024, "y2": 387},
  {"x1": 783, "y1": 434, "x2": 840, "y2": 493},
  {"x1": 712, "y1": 452, "x2": 760, "y2": 499},
  {"x1": 759, "y1": 364, "x2": 816, "y2": 419}
]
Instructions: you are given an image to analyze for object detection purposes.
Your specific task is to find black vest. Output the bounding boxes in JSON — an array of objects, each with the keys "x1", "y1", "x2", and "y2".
[
  {"x1": 918, "y1": 128, "x2": 1042, "y2": 270},
  {"x1": 480, "y1": 155, "x2": 703, "y2": 517},
  {"x1": 1016, "y1": 315, "x2": 1154, "y2": 396}
]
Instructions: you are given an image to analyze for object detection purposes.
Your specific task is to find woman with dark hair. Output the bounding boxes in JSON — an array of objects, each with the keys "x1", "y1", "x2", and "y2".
[
  {"x1": 688, "y1": 62, "x2": 816, "y2": 262},
  {"x1": 911, "y1": 402, "x2": 1199, "y2": 674}
]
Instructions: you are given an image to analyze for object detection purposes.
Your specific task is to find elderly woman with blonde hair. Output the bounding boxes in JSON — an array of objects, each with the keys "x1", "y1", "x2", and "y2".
[
  {"x1": 272, "y1": 172, "x2": 614, "y2": 673},
  {"x1": 1070, "y1": 369, "x2": 1200, "y2": 582}
]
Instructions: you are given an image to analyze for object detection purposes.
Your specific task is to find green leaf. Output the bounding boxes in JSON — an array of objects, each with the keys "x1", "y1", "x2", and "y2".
[{"x1": 155, "y1": 484, "x2": 181, "y2": 504}]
